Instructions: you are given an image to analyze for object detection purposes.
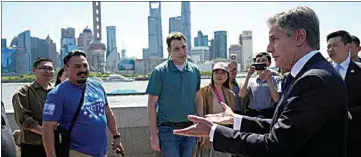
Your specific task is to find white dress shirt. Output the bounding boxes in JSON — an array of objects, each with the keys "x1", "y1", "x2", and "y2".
[{"x1": 209, "y1": 50, "x2": 320, "y2": 142}]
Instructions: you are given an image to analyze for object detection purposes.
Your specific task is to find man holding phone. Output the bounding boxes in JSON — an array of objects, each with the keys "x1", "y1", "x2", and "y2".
[{"x1": 239, "y1": 52, "x2": 282, "y2": 118}]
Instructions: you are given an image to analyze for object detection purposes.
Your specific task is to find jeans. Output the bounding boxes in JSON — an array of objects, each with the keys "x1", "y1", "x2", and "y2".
[{"x1": 159, "y1": 125, "x2": 196, "y2": 157}]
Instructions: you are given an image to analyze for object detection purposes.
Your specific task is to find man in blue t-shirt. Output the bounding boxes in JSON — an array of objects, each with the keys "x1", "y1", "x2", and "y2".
[{"x1": 42, "y1": 50, "x2": 124, "y2": 157}]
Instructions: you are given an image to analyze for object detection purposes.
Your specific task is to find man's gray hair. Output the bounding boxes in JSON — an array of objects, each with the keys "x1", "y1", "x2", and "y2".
[{"x1": 267, "y1": 6, "x2": 320, "y2": 50}]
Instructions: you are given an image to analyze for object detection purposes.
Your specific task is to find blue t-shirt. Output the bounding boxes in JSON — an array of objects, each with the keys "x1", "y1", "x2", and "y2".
[{"x1": 43, "y1": 79, "x2": 108, "y2": 157}]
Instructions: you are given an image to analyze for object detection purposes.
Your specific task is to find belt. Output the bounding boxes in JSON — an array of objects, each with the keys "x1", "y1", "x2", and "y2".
[{"x1": 160, "y1": 121, "x2": 193, "y2": 129}]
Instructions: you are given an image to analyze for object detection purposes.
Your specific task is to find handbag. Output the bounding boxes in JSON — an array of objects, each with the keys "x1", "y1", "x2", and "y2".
[{"x1": 54, "y1": 84, "x2": 86, "y2": 157}]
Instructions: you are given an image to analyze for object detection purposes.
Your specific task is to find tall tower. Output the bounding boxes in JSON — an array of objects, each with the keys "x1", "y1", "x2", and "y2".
[
  {"x1": 93, "y1": 2, "x2": 102, "y2": 41},
  {"x1": 181, "y1": 1, "x2": 191, "y2": 55},
  {"x1": 242, "y1": 31, "x2": 253, "y2": 70},
  {"x1": 148, "y1": 1, "x2": 163, "y2": 59},
  {"x1": 214, "y1": 31, "x2": 227, "y2": 59},
  {"x1": 87, "y1": 1, "x2": 106, "y2": 72}
]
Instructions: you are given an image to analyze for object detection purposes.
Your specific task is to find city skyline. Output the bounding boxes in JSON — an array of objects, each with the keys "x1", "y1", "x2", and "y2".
[{"x1": 2, "y1": 1, "x2": 361, "y2": 59}]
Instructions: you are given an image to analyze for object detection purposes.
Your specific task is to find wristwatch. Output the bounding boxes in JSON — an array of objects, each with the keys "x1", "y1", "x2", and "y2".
[{"x1": 113, "y1": 134, "x2": 121, "y2": 139}]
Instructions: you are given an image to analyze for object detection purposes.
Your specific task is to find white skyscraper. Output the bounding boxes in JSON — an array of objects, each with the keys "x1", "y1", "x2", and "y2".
[{"x1": 242, "y1": 31, "x2": 253, "y2": 70}]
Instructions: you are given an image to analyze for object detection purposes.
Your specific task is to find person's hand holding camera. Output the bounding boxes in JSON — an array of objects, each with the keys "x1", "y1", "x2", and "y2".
[
  {"x1": 264, "y1": 68, "x2": 273, "y2": 82},
  {"x1": 247, "y1": 66, "x2": 256, "y2": 78}
]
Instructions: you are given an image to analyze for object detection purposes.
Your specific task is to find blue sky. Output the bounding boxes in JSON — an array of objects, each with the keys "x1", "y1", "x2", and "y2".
[{"x1": 2, "y1": 1, "x2": 361, "y2": 59}]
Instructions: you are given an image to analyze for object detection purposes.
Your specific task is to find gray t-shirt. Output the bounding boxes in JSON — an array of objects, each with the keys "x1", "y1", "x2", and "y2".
[{"x1": 247, "y1": 76, "x2": 282, "y2": 110}]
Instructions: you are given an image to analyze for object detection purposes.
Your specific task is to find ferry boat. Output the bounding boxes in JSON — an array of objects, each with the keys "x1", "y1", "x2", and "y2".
[{"x1": 102, "y1": 74, "x2": 134, "y2": 82}]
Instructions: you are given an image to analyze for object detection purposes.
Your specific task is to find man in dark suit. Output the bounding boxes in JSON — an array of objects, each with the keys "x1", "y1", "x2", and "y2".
[
  {"x1": 350, "y1": 35, "x2": 361, "y2": 62},
  {"x1": 173, "y1": 6, "x2": 348, "y2": 157},
  {"x1": 327, "y1": 30, "x2": 361, "y2": 157}
]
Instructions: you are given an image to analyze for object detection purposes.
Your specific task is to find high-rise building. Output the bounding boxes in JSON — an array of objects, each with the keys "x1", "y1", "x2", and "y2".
[
  {"x1": 2, "y1": 38, "x2": 7, "y2": 48},
  {"x1": 60, "y1": 37, "x2": 77, "y2": 67},
  {"x1": 242, "y1": 31, "x2": 253, "y2": 70},
  {"x1": 1, "y1": 47, "x2": 16, "y2": 73},
  {"x1": 60, "y1": 27, "x2": 77, "y2": 67},
  {"x1": 77, "y1": 27, "x2": 93, "y2": 55},
  {"x1": 238, "y1": 34, "x2": 243, "y2": 45},
  {"x1": 45, "y1": 35, "x2": 58, "y2": 68},
  {"x1": 194, "y1": 31, "x2": 208, "y2": 47},
  {"x1": 121, "y1": 49, "x2": 126, "y2": 58},
  {"x1": 105, "y1": 26, "x2": 119, "y2": 72},
  {"x1": 17, "y1": 30, "x2": 31, "y2": 72},
  {"x1": 214, "y1": 31, "x2": 227, "y2": 59},
  {"x1": 209, "y1": 38, "x2": 215, "y2": 60},
  {"x1": 148, "y1": 1, "x2": 163, "y2": 59},
  {"x1": 181, "y1": 1, "x2": 191, "y2": 55},
  {"x1": 142, "y1": 48, "x2": 149, "y2": 59},
  {"x1": 61, "y1": 27, "x2": 75, "y2": 46},
  {"x1": 106, "y1": 26, "x2": 117, "y2": 58},
  {"x1": 88, "y1": 1, "x2": 107, "y2": 72},
  {"x1": 169, "y1": 16, "x2": 182, "y2": 33},
  {"x1": 229, "y1": 44, "x2": 243, "y2": 70},
  {"x1": 30, "y1": 37, "x2": 49, "y2": 64},
  {"x1": 191, "y1": 46, "x2": 209, "y2": 63},
  {"x1": 15, "y1": 47, "x2": 28, "y2": 74}
]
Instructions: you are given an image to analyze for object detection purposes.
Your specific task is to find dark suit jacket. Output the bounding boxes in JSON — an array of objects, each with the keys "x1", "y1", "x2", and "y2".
[
  {"x1": 345, "y1": 60, "x2": 361, "y2": 157},
  {"x1": 213, "y1": 53, "x2": 348, "y2": 157}
]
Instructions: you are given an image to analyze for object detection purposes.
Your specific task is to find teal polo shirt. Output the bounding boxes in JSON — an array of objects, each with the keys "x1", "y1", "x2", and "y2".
[{"x1": 145, "y1": 59, "x2": 201, "y2": 125}]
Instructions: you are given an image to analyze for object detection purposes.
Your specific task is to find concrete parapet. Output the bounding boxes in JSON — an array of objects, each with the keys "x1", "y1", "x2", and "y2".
[{"x1": 6, "y1": 106, "x2": 163, "y2": 157}]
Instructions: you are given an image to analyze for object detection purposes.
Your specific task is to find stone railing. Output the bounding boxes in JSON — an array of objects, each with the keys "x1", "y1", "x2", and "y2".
[{"x1": 6, "y1": 106, "x2": 163, "y2": 157}]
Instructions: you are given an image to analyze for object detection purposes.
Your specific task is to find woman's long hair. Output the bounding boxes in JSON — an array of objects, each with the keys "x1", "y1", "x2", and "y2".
[
  {"x1": 55, "y1": 68, "x2": 65, "y2": 86},
  {"x1": 211, "y1": 70, "x2": 230, "y2": 89}
]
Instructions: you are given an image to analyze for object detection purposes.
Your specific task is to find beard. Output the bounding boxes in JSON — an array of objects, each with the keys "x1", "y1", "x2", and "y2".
[
  {"x1": 77, "y1": 78, "x2": 87, "y2": 84},
  {"x1": 76, "y1": 70, "x2": 89, "y2": 84}
]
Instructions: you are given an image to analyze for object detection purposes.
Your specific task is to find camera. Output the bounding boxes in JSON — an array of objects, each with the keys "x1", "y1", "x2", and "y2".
[
  {"x1": 230, "y1": 54, "x2": 237, "y2": 61},
  {"x1": 251, "y1": 63, "x2": 266, "y2": 70}
]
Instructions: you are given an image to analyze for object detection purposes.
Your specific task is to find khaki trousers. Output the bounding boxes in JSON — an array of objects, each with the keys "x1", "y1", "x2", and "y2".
[{"x1": 69, "y1": 149, "x2": 107, "y2": 157}]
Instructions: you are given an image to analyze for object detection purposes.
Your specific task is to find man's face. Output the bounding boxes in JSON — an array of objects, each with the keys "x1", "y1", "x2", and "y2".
[
  {"x1": 33, "y1": 61, "x2": 54, "y2": 82},
  {"x1": 168, "y1": 39, "x2": 187, "y2": 65},
  {"x1": 267, "y1": 25, "x2": 298, "y2": 70},
  {"x1": 255, "y1": 56, "x2": 270, "y2": 73},
  {"x1": 65, "y1": 55, "x2": 89, "y2": 84},
  {"x1": 350, "y1": 41, "x2": 361, "y2": 59},
  {"x1": 327, "y1": 36, "x2": 350, "y2": 64},
  {"x1": 228, "y1": 63, "x2": 237, "y2": 81}
]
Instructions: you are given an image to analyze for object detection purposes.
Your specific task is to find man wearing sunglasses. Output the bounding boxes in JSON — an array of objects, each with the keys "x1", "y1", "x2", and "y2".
[{"x1": 12, "y1": 57, "x2": 54, "y2": 157}]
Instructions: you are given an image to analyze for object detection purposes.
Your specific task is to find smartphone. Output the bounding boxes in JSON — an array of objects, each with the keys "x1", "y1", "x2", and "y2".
[{"x1": 251, "y1": 63, "x2": 266, "y2": 70}]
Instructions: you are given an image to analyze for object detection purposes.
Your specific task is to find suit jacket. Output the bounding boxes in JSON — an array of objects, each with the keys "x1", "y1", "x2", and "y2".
[
  {"x1": 345, "y1": 60, "x2": 361, "y2": 157},
  {"x1": 213, "y1": 53, "x2": 348, "y2": 157}
]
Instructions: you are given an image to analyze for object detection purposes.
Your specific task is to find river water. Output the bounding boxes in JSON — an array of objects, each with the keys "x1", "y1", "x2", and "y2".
[{"x1": 1, "y1": 78, "x2": 246, "y2": 112}]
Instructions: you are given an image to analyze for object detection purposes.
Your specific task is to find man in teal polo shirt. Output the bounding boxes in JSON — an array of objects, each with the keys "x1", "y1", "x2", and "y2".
[{"x1": 146, "y1": 32, "x2": 203, "y2": 157}]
